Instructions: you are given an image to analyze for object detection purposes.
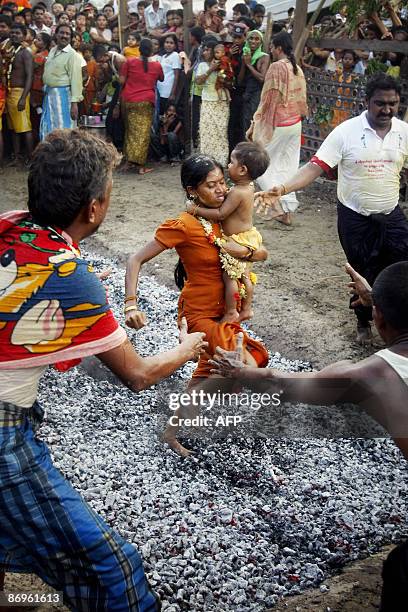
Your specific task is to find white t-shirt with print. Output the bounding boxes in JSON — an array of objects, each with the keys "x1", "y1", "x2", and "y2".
[
  {"x1": 157, "y1": 51, "x2": 181, "y2": 99},
  {"x1": 315, "y1": 111, "x2": 408, "y2": 215}
]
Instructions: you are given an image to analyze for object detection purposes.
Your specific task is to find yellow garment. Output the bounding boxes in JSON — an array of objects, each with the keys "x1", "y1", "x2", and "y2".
[
  {"x1": 124, "y1": 46, "x2": 140, "y2": 58},
  {"x1": 6, "y1": 88, "x2": 31, "y2": 133},
  {"x1": 387, "y1": 65, "x2": 400, "y2": 79},
  {"x1": 229, "y1": 226, "x2": 262, "y2": 251}
]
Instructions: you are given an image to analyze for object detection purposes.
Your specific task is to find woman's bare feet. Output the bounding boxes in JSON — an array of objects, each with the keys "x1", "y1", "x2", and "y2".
[
  {"x1": 161, "y1": 430, "x2": 194, "y2": 457},
  {"x1": 239, "y1": 308, "x2": 254, "y2": 322},
  {"x1": 138, "y1": 166, "x2": 154, "y2": 175},
  {"x1": 275, "y1": 212, "x2": 292, "y2": 226},
  {"x1": 221, "y1": 310, "x2": 240, "y2": 323}
]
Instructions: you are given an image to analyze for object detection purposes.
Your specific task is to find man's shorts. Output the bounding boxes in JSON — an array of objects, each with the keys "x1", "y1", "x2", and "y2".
[{"x1": 6, "y1": 87, "x2": 32, "y2": 133}]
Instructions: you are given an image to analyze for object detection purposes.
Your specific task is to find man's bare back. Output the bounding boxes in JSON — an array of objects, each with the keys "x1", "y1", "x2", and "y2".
[{"x1": 10, "y1": 48, "x2": 31, "y2": 88}]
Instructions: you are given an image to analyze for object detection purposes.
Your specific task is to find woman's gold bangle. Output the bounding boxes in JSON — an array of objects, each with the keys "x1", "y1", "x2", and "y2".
[
  {"x1": 124, "y1": 295, "x2": 137, "y2": 303},
  {"x1": 124, "y1": 305, "x2": 138, "y2": 314},
  {"x1": 281, "y1": 183, "x2": 287, "y2": 195}
]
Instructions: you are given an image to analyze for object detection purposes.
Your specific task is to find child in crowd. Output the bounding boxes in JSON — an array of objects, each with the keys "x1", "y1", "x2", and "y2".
[
  {"x1": 51, "y1": 3, "x2": 64, "y2": 22},
  {"x1": 123, "y1": 32, "x2": 140, "y2": 58},
  {"x1": 137, "y1": 0, "x2": 147, "y2": 33},
  {"x1": 90, "y1": 13, "x2": 112, "y2": 44},
  {"x1": 157, "y1": 33, "x2": 181, "y2": 113},
  {"x1": 151, "y1": 103, "x2": 183, "y2": 163},
  {"x1": 187, "y1": 142, "x2": 269, "y2": 322},
  {"x1": 173, "y1": 9, "x2": 184, "y2": 50},
  {"x1": 213, "y1": 42, "x2": 234, "y2": 101},
  {"x1": 126, "y1": 12, "x2": 140, "y2": 34}
]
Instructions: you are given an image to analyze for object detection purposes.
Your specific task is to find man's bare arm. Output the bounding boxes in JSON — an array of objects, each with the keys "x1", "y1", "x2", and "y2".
[{"x1": 98, "y1": 334, "x2": 207, "y2": 392}]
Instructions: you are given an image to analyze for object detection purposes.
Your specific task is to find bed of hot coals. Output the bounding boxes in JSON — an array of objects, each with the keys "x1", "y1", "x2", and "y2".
[{"x1": 37, "y1": 254, "x2": 408, "y2": 611}]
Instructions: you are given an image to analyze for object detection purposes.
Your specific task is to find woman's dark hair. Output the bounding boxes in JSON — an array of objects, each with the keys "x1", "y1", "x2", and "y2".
[
  {"x1": 181, "y1": 154, "x2": 223, "y2": 193},
  {"x1": 189, "y1": 25, "x2": 205, "y2": 43},
  {"x1": 28, "y1": 129, "x2": 121, "y2": 229},
  {"x1": 366, "y1": 73, "x2": 401, "y2": 99},
  {"x1": 175, "y1": 154, "x2": 224, "y2": 290},
  {"x1": 139, "y1": 37, "x2": 152, "y2": 71},
  {"x1": 232, "y1": 2, "x2": 249, "y2": 16},
  {"x1": 37, "y1": 31, "x2": 51, "y2": 49},
  {"x1": 204, "y1": 0, "x2": 218, "y2": 11},
  {"x1": 272, "y1": 31, "x2": 298, "y2": 75},
  {"x1": 162, "y1": 32, "x2": 178, "y2": 52}
]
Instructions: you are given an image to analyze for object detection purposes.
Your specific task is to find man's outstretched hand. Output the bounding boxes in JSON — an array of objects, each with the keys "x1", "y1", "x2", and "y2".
[
  {"x1": 255, "y1": 187, "x2": 285, "y2": 219},
  {"x1": 345, "y1": 263, "x2": 373, "y2": 307},
  {"x1": 209, "y1": 332, "x2": 245, "y2": 378}
]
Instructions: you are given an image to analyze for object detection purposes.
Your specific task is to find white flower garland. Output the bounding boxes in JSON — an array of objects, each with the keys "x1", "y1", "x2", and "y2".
[{"x1": 198, "y1": 217, "x2": 247, "y2": 286}]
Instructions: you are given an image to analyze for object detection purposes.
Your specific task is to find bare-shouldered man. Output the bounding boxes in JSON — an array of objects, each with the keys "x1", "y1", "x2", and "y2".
[
  {"x1": 211, "y1": 261, "x2": 408, "y2": 611},
  {"x1": 6, "y1": 23, "x2": 33, "y2": 163}
]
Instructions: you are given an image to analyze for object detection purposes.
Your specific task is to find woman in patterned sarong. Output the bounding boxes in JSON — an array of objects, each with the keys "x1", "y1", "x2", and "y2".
[
  {"x1": 249, "y1": 32, "x2": 308, "y2": 226},
  {"x1": 196, "y1": 40, "x2": 230, "y2": 167},
  {"x1": 120, "y1": 38, "x2": 163, "y2": 174},
  {"x1": 125, "y1": 155, "x2": 269, "y2": 456}
]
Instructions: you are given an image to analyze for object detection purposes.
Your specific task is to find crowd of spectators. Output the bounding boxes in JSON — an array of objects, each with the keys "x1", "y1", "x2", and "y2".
[{"x1": 1, "y1": 0, "x2": 408, "y2": 172}]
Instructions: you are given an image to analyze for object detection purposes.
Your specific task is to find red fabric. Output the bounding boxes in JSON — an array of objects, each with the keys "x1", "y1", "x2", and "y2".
[
  {"x1": 310, "y1": 155, "x2": 337, "y2": 180},
  {"x1": 120, "y1": 58, "x2": 163, "y2": 104},
  {"x1": 0, "y1": 211, "x2": 124, "y2": 370},
  {"x1": 1, "y1": 0, "x2": 31, "y2": 6}
]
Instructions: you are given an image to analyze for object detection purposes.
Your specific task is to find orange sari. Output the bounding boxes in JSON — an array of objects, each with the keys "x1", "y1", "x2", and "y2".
[
  {"x1": 83, "y1": 59, "x2": 98, "y2": 115},
  {"x1": 155, "y1": 212, "x2": 269, "y2": 378}
]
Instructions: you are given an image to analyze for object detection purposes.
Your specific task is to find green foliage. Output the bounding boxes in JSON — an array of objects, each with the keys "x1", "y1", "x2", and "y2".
[
  {"x1": 314, "y1": 103, "x2": 334, "y2": 124},
  {"x1": 365, "y1": 58, "x2": 388, "y2": 74},
  {"x1": 331, "y1": 0, "x2": 381, "y2": 32}
]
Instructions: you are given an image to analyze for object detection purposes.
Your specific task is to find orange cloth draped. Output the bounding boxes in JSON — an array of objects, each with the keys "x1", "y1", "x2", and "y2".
[
  {"x1": 155, "y1": 212, "x2": 269, "y2": 378},
  {"x1": 83, "y1": 59, "x2": 98, "y2": 115},
  {"x1": 253, "y1": 58, "x2": 308, "y2": 146}
]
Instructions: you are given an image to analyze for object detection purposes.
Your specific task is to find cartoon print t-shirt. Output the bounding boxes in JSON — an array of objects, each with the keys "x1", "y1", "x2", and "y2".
[{"x1": 0, "y1": 211, "x2": 126, "y2": 373}]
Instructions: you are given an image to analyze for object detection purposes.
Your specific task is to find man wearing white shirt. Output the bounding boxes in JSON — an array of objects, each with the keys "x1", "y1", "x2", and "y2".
[
  {"x1": 257, "y1": 74, "x2": 408, "y2": 345},
  {"x1": 144, "y1": 0, "x2": 170, "y2": 33},
  {"x1": 31, "y1": 5, "x2": 52, "y2": 35}
]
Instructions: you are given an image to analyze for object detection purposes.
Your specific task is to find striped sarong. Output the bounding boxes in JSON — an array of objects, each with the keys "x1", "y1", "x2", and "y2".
[
  {"x1": 0, "y1": 401, "x2": 161, "y2": 611},
  {"x1": 39, "y1": 86, "x2": 75, "y2": 141}
]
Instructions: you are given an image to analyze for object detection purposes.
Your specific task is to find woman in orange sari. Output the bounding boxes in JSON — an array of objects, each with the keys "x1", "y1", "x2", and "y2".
[{"x1": 125, "y1": 154, "x2": 268, "y2": 455}]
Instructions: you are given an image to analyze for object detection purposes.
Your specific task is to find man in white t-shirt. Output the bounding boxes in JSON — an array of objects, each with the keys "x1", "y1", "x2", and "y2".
[
  {"x1": 144, "y1": 0, "x2": 170, "y2": 33},
  {"x1": 31, "y1": 5, "x2": 52, "y2": 35},
  {"x1": 256, "y1": 74, "x2": 408, "y2": 345}
]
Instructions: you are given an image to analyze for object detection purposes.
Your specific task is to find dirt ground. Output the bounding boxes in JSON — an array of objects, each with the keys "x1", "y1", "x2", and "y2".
[{"x1": 2, "y1": 162, "x2": 406, "y2": 610}]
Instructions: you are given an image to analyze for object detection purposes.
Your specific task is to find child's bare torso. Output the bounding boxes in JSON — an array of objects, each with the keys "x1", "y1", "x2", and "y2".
[{"x1": 222, "y1": 183, "x2": 255, "y2": 236}]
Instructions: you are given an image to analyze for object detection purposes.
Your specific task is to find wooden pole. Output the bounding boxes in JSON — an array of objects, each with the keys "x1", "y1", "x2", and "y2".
[
  {"x1": 294, "y1": 0, "x2": 325, "y2": 60},
  {"x1": 182, "y1": 0, "x2": 193, "y2": 56},
  {"x1": 181, "y1": 0, "x2": 193, "y2": 156},
  {"x1": 264, "y1": 11, "x2": 273, "y2": 52},
  {"x1": 292, "y1": 0, "x2": 308, "y2": 50},
  {"x1": 118, "y1": 0, "x2": 128, "y2": 50}
]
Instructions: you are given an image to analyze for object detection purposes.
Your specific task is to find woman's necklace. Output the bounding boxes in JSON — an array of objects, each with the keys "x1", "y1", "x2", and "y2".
[{"x1": 197, "y1": 216, "x2": 247, "y2": 297}]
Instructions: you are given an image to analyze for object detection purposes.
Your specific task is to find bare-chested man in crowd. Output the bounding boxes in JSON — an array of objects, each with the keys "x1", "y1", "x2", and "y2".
[
  {"x1": 6, "y1": 23, "x2": 33, "y2": 165},
  {"x1": 211, "y1": 261, "x2": 408, "y2": 611}
]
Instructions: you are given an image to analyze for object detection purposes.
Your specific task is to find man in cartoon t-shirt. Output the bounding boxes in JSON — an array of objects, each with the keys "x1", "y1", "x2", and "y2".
[{"x1": 0, "y1": 129, "x2": 207, "y2": 610}]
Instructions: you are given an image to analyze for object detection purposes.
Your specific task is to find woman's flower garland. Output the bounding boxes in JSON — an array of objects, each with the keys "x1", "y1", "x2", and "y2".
[{"x1": 198, "y1": 217, "x2": 247, "y2": 298}]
